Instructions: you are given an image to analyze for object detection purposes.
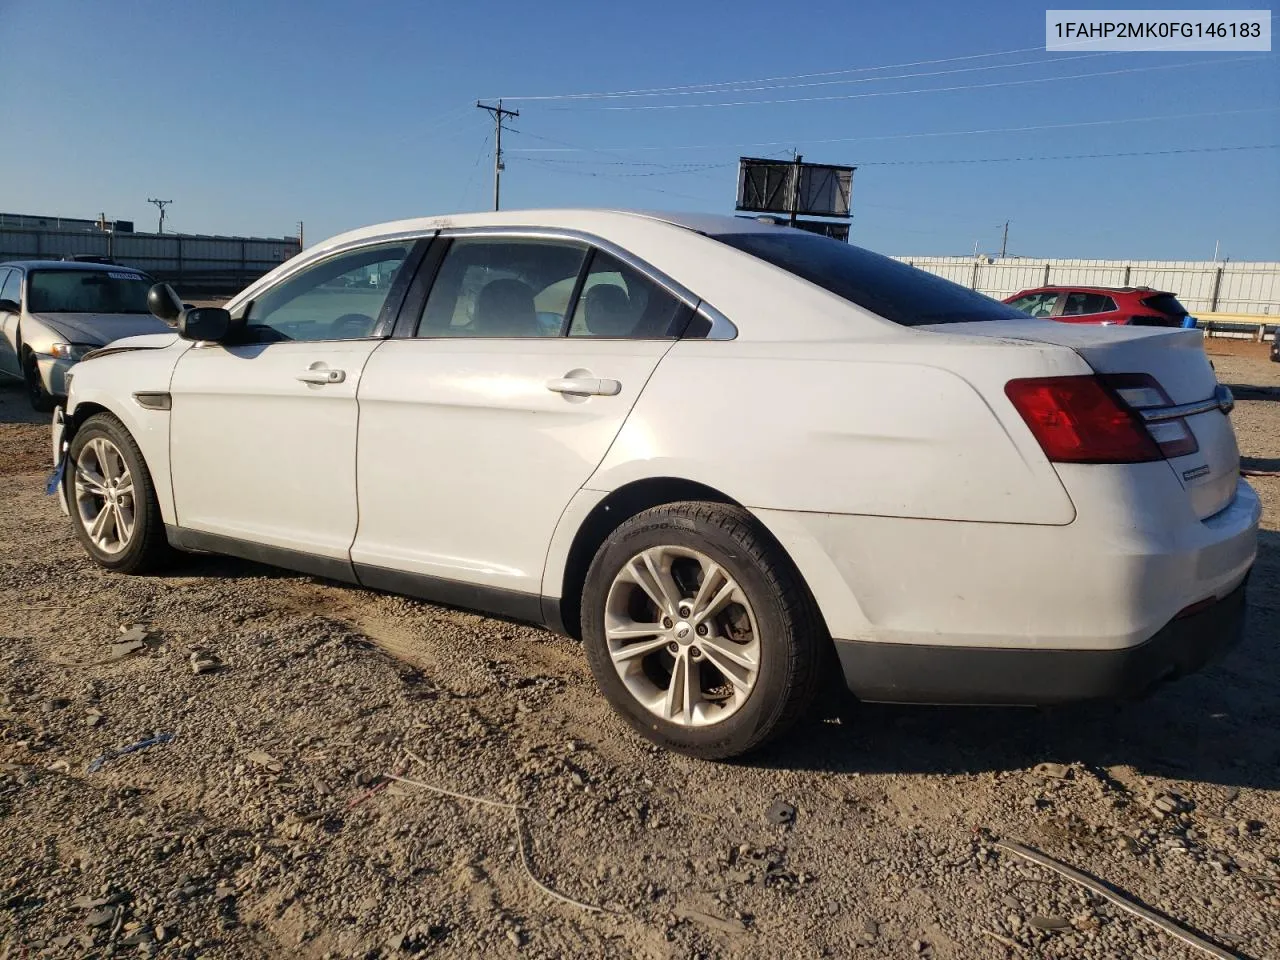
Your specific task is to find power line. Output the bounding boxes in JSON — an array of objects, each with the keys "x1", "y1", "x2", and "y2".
[
  {"x1": 506, "y1": 106, "x2": 1280, "y2": 155},
  {"x1": 461, "y1": 132, "x2": 492, "y2": 209},
  {"x1": 506, "y1": 52, "x2": 1116, "y2": 103},
  {"x1": 514, "y1": 157, "x2": 730, "y2": 178},
  {"x1": 574, "y1": 55, "x2": 1269, "y2": 111},
  {"x1": 496, "y1": 42, "x2": 1101, "y2": 101},
  {"x1": 851, "y1": 143, "x2": 1279, "y2": 166},
  {"x1": 508, "y1": 158, "x2": 723, "y2": 204}
]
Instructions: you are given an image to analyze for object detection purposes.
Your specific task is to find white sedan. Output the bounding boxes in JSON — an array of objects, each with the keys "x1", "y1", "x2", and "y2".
[{"x1": 49, "y1": 210, "x2": 1259, "y2": 759}]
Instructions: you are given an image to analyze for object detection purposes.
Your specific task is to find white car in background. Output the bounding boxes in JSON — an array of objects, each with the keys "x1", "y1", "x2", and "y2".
[
  {"x1": 0, "y1": 260, "x2": 174, "y2": 410},
  {"x1": 48, "y1": 210, "x2": 1258, "y2": 759}
]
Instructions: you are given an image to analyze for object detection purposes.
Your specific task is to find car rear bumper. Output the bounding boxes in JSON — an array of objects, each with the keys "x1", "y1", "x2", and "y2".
[{"x1": 833, "y1": 574, "x2": 1250, "y2": 704}]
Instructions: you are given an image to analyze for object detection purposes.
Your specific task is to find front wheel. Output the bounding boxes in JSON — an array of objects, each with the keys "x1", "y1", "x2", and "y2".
[
  {"x1": 24, "y1": 353, "x2": 55, "y2": 413},
  {"x1": 67, "y1": 413, "x2": 170, "y2": 573},
  {"x1": 581, "y1": 502, "x2": 826, "y2": 759}
]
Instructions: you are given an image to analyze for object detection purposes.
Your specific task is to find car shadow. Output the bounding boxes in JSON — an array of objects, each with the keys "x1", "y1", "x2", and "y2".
[
  {"x1": 0, "y1": 380, "x2": 50, "y2": 425},
  {"x1": 1224, "y1": 383, "x2": 1280, "y2": 402},
  {"x1": 1242, "y1": 456, "x2": 1280, "y2": 473},
  {"x1": 750, "y1": 529, "x2": 1280, "y2": 792}
]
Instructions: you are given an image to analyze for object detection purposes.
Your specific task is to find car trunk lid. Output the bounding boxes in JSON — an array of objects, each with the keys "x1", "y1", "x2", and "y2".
[{"x1": 925, "y1": 318, "x2": 1239, "y2": 519}]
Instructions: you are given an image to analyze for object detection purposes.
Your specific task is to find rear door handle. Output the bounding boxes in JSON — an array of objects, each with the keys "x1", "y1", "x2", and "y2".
[
  {"x1": 546, "y1": 377, "x2": 621, "y2": 397},
  {"x1": 297, "y1": 368, "x2": 346, "y2": 385}
]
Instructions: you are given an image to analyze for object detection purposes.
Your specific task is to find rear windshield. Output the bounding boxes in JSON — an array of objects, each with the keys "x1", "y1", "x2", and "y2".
[
  {"x1": 27, "y1": 269, "x2": 151, "y2": 314},
  {"x1": 1140, "y1": 293, "x2": 1189, "y2": 317},
  {"x1": 711, "y1": 231, "x2": 1026, "y2": 326}
]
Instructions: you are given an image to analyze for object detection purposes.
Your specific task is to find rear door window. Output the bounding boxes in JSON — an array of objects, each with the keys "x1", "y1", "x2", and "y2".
[
  {"x1": 416, "y1": 238, "x2": 587, "y2": 338},
  {"x1": 712, "y1": 230, "x2": 1026, "y2": 326}
]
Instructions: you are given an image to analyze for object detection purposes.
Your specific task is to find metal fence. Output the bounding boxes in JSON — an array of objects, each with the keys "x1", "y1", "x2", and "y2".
[
  {"x1": 893, "y1": 256, "x2": 1280, "y2": 317},
  {"x1": 0, "y1": 226, "x2": 302, "y2": 296}
]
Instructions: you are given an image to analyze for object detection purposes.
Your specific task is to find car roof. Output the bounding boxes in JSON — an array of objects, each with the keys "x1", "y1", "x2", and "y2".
[
  {"x1": 313, "y1": 208, "x2": 782, "y2": 252},
  {"x1": 0, "y1": 259, "x2": 151, "y2": 273},
  {"x1": 1015, "y1": 284, "x2": 1173, "y2": 296}
]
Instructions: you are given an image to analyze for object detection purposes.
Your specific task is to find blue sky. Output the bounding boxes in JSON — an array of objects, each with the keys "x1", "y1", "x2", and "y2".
[{"x1": 1, "y1": 0, "x2": 1276, "y2": 259}]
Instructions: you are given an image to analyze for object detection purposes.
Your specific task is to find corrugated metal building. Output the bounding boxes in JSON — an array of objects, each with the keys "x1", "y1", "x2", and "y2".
[
  {"x1": 0, "y1": 213, "x2": 302, "y2": 296},
  {"x1": 893, "y1": 255, "x2": 1280, "y2": 317}
]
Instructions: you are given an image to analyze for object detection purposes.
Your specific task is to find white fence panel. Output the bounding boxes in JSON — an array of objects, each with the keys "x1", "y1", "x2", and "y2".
[{"x1": 893, "y1": 255, "x2": 1280, "y2": 315}]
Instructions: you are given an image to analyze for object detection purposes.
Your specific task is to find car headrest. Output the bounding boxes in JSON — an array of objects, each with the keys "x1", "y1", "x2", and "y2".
[
  {"x1": 584, "y1": 284, "x2": 634, "y2": 337},
  {"x1": 473, "y1": 278, "x2": 538, "y2": 337}
]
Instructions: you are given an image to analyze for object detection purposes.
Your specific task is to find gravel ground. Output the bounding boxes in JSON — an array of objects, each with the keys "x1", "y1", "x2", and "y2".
[{"x1": 1, "y1": 343, "x2": 1277, "y2": 960}]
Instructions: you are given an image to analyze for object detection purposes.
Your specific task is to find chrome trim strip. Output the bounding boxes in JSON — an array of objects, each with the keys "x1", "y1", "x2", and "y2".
[
  {"x1": 225, "y1": 229, "x2": 439, "y2": 314},
  {"x1": 695, "y1": 301, "x2": 737, "y2": 340},
  {"x1": 436, "y1": 225, "x2": 738, "y2": 340},
  {"x1": 81, "y1": 344, "x2": 162, "y2": 362},
  {"x1": 1139, "y1": 386, "x2": 1234, "y2": 423}
]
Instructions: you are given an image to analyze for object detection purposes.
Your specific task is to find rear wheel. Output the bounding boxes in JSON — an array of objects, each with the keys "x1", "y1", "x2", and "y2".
[
  {"x1": 23, "y1": 352, "x2": 55, "y2": 413},
  {"x1": 67, "y1": 413, "x2": 170, "y2": 573},
  {"x1": 581, "y1": 502, "x2": 825, "y2": 759}
]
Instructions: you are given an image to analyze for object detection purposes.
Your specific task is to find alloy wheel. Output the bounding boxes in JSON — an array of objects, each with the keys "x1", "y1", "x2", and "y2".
[
  {"x1": 603, "y1": 545, "x2": 761, "y2": 727},
  {"x1": 73, "y1": 437, "x2": 136, "y2": 555}
]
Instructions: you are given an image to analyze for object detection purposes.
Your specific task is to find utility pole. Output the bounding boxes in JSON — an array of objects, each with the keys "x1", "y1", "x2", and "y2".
[
  {"x1": 1000, "y1": 220, "x2": 1009, "y2": 258},
  {"x1": 147, "y1": 198, "x2": 172, "y2": 234},
  {"x1": 476, "y1": 100, "x2": 519, "y2": 211}
]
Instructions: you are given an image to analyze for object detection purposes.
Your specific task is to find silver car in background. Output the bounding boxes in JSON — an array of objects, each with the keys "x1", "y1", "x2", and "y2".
[{"x1": 0, "y1": 260, "x2": 175, "y2": 411}]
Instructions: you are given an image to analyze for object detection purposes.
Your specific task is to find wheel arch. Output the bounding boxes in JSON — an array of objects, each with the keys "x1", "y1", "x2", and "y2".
[
  {"x1": 547, "y1": 477, "x2": 832, "y2": 643},
  {"x1": 64, "y1": 396, "x2": 177, "y2": 525}
]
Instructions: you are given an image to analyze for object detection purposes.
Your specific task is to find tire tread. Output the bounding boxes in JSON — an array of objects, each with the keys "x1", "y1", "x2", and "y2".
[
  {"x1": 69, "y1": 413, "x2": 170, "y2": 574},
  {"x1": 583, "y1": 500, "x2": 828, "y2": 759}
]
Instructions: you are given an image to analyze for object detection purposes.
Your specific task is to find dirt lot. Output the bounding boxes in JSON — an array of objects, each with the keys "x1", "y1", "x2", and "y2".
[{"x1": 2, "y1": 343, "x2": 1278, "y2": 959}]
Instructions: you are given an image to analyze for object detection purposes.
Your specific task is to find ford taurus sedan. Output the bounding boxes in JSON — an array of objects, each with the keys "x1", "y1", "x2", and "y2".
[
  {"x1": 0, "y1": 260, "x2": 174, "y2": 411},
  {"x1": 48, "y1": 210, "x2": 1259, "y2": 759}
]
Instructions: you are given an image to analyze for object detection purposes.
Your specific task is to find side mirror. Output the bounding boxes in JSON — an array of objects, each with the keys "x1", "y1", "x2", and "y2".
[
  {"x1": 0, "y1": 298, "x2": 19, "y2": 314},
  {"x1": 147, "y1": 283, "x2": 185, "y2": 322},
  {"x1": 178, "y1": 307, "x2": 232, "y2": 342}
]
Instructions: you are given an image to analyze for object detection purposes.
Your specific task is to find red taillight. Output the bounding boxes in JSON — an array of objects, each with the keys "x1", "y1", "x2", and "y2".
[
  {"x1": 1102, "y1": 373, "x2": 1200, "y2": 459},
  {"x1": 1005, "y1": 376, "x2": 1162, "y2": 463}
]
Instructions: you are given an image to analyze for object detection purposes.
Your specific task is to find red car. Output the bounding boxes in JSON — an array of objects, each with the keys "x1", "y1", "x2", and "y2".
[{"x1": 1003, "y1": 285, "x2": 1195, "y2": 328}]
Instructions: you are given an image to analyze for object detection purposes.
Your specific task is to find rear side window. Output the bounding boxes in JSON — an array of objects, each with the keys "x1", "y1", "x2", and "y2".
[
  {"x1": 712, "y1": 231, "x2": 1026, "y2": 326},
  {"x1": 567, "y1": 251, "x2": 689, "y2": 339},
  {"x1": 1141, "y1": 293, "x2": 1188, "y2": 317}
]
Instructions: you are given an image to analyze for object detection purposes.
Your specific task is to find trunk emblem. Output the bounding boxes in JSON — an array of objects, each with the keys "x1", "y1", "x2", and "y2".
[{"x1": 1182, "y1": 464, "x2": 1211, "y2": 482}]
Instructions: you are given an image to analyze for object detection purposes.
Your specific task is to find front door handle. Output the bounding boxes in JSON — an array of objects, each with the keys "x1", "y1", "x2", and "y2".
[
  {"x1": 546, "y1": 377, "x2": 621, "y2": 397},
  {"x1": 297, "y1": 367, "x2": 346, "y2": 385}
]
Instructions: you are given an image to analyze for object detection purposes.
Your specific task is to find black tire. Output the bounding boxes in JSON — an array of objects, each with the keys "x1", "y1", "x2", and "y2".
[
  {"x1": 581, "y1": 501, "x2": 826, "y2": 760},
  {"x1": 66, "y1": 412, "x2": 171, "y2": 574},
  {"x1": 23, "y1": 351, "x2": 55, "y2": 413}
]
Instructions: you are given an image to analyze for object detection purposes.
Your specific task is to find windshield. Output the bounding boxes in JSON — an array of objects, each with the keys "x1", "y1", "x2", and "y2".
[
  {"x1": 27, "y1": 269, "x2": 152, "y2": 314},
  {"x1": 712, "y1": 231, "x2": 1027, "y2": 326}
]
